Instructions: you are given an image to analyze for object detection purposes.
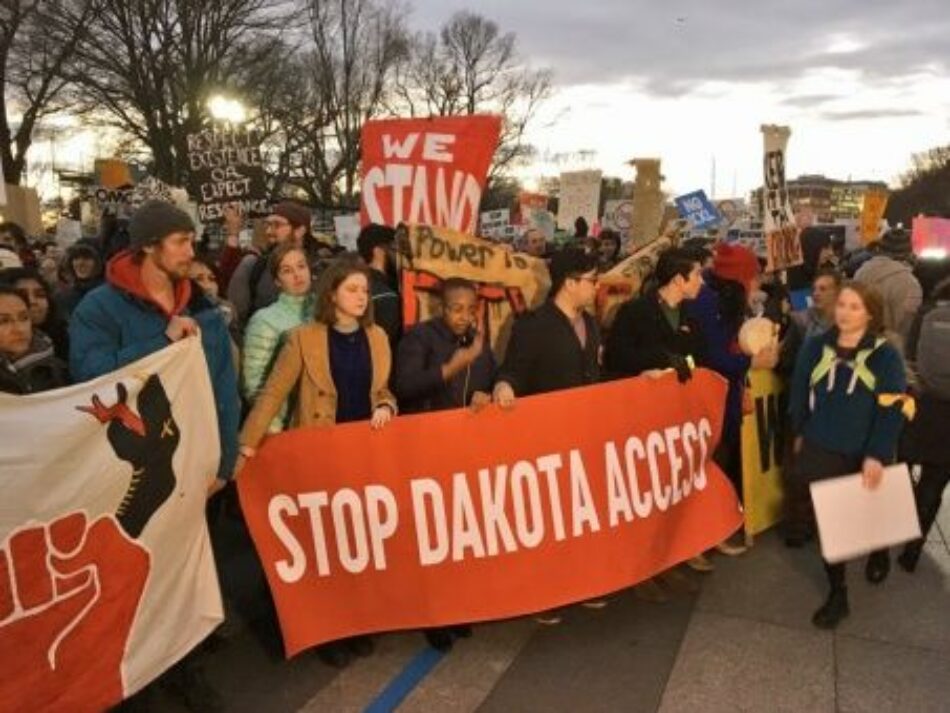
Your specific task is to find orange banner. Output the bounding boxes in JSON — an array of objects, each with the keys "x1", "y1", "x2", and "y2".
[
  {"x1": 360, "y1": 115, "x2": 502, "y2": 235},
  {"x1": 237, "y1": 370, "x2": 742, "y2": 657}
]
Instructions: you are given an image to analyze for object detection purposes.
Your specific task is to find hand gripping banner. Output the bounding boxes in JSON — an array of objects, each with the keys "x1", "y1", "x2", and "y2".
[
  {"x1": 237, "y1": 370, "x2": 743, "y2": 657},
  {"x1": 0, "y1": 339, "x2": 224, "y2": 712}
]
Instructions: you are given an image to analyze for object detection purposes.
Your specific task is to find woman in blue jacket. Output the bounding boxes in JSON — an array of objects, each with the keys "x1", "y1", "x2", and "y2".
[{"x1": 789, "y1": 281, "x2": 909, "y2": 629}]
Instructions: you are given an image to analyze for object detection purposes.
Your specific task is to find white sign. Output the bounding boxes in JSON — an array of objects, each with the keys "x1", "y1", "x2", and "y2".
[
  {"x1": 333, "y1": 214, "x2": 362, "y2": 251},
  {"x1": 810, "y1": 463, "x2": 921, "y2": 564},
  {"x1": 479, "y1": 209, "x2": 515, "y2": 241},
  {"x1": 603, "y1": 199, "x2": 634, "y2": 233},
  {"x1": 557, "y1": 170, "x2": 602, "y2": 230},
  {"x1": 0, "y1": 339, "x2": 224, "y2": 709}
]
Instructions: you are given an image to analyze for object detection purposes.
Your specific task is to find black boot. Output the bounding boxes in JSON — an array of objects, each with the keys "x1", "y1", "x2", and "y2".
[
  {"x1": 865, "y1": 550, "x2": 891, "y2": 584},
  {"x1": 811, "y1": 587, "x2": 849, "y2": 629},
  {"x1": 161, "y1": 658, "x2": 224, "y2": 713},
  {"x1": 898, "y1": 540, "x2": 923, "y2": 573},
  {"x1": 424, "y1": 628, "x2": 454, "y2": 652},
  {"x1": 316, "y1": 642, "x2": 352, "y2": 669},
  {"x1": 347, "y1": 635, "x2": 375, "y2": 658},
  {"x1": 451, "y1": 624, "x2": 473, "y2": 639}
]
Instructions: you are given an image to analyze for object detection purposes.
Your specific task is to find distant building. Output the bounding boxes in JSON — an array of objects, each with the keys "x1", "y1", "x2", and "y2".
[{"x1": 751, "y1": 174, "x2": 888, "y2": 223}]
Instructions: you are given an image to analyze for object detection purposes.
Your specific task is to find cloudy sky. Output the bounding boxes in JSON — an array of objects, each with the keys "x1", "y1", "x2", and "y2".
[{"x1": 413, "y1": 0, "x2": 950, "y2": 197}]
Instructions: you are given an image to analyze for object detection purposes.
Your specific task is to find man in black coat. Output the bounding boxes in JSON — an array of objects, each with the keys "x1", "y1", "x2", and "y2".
[
  {"x1": 604, "y1": 247, "x2": 705, "y2": 381},
  {"x1": 494, "y1": 247, "x2": 600, "y2": 403},
  {"x1": 492, "y1": 247, "x2": 603, "y2": 623},
  {"x1": 394, "y1": 277, "x2": 494, "y2": 415},
  {"x1": 357, "y1": 223, "x2": 401, "y2": 347},
  {"x1": 392, "y1": 276, "x2": 493, "y2": 650}
]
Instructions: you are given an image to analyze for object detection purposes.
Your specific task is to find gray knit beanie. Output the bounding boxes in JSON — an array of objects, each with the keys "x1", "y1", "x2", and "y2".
[{"x1": 128, "y1": 200, "x2": 195, "y2": 251}]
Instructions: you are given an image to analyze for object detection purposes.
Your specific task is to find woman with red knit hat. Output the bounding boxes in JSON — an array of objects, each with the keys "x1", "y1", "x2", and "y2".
[{"x1": 686, "y1": 243, "x2": 778, "y2": 564}]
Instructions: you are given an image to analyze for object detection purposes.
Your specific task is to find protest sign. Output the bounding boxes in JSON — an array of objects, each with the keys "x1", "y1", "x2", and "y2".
[
  {"x1": 761, "y1": 125, "x2": 803, "y2": 271},
  {"x1": 396, "y1": 224, "x2": 549, "y2": 359},
  {"x1": 360, "y1": 115, "x2": 501, "y2": 234},
  {"x1": 860, "y1": 190, "x2": 888, "y2": 246},
  {"x1": 557, "y1": 170, "x2": 602, "y2": 230},
  {"x1": 911, "y1": 216, "x2": 950, "y2": 257},
  {"x1": 0, "y1": 184, "x2": 42, "y2": 237},
  {"x1": 333, "y1": 214, "x2": 361, "y2": 251},
  {"x1": 811, "y1": 464, "x2": 920, "y2": 563},
  {"x1": 675, "y1": 190, "x2": 722, "y2": 230},
  {"x1": 237, "y1": 369, "x2": 742, "y2": 656},
  {"x1": 602, "y1": 199, "x2": 634, "y2": 234},
  {"x1": 740, "y1": 369, "x2": 786, "y2": 536},
  {"x1": 715, "y1": 198, "x2": 746, "y2": 228},
  {"x1": 479, "y1": 208, "x2": 515, "y2": 241},
  {"x1": 94, "y1": 159, "x2": 134, "y2": 190},
  {"x1": 0, "y1": 339, "x2": 223, "y2": 711},
  {"x1": 629, "y1": 159, "x2": 664, "y2": 248},
  {"x1": 187, "y1": 128, "x2": 269, "y2": 222}
]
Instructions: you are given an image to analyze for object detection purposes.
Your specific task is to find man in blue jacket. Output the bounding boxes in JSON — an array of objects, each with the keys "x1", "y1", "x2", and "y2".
[
  {"x1": 70, "y1": 200, "x2": 240, "y2": 493},
  {"x1": 69, "y1": 200, "x2": 239, "y2": 711}
]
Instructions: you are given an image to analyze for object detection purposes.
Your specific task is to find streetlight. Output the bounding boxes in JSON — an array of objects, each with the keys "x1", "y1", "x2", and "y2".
[{"x1": 207, "y1": 95, "x2": 247, "y2": 124}]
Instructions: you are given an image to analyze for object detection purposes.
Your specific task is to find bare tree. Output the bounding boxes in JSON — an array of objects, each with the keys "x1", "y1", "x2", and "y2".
[
  {"x1": 392, "y1": 11, "x2": 551, "y2": 183},
  {"x1": 0, "y1": 0, "x2": 97, "y2": 185},
  {"x1": 304, "y1": 0, "x2": 409, "y2": 206},
  {"x1": 67, "y1": 0, "x2": 295, "y2": 186}
]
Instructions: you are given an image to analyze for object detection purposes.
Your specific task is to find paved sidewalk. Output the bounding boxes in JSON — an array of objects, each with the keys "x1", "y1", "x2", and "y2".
[{"x1": 138, "y1": 505, "x2": 950, "y2": 712}]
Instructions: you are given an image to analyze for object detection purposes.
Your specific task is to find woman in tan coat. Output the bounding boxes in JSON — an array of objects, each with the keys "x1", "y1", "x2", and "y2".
[{"x1": 235, "y1": 258, "x2": 396, "y2": 668}]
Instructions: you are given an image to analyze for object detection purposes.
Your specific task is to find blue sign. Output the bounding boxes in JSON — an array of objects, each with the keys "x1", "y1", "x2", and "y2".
[{"x1": 675, "y1": 190, "x2": 722, "y2": 230}]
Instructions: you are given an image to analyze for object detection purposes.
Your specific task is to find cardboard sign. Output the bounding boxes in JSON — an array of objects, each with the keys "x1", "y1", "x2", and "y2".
[
  {"x1": 396, "y1": 224, "x2": 549, "y2": 359},
  {"x1": 479, "y1": 208, "x2": 515, "y2": 241},
  {"x1": 810, "y1": 464, "x2": 920, "y2": 563},
  {"x1": 860, "y1": 190, "x2": 889, "y2": 246},
  {"x1": 761, "y1": 125, "x2": 803, "y2": 272},
  {"x1": 675, "y1": 190, "x2": 722, "y2": 230},
  {"x1": 360, "y1": 115, "x2": 502, "y2": 234},
  {"x1": 557, "y1": 170, "x2": 602, "y2": 231},
  {"x1": 187, "y1": 128, "x2": 268, "y2": 222},
  {"x1": 237, "y1": 370, "x2": 742, "y2": 656},
  {"x1": 602, "y1": 199, "x2": 634, "y2": 234}
]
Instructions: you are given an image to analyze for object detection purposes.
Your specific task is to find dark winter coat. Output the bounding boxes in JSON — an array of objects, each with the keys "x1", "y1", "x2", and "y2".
[
  {"x1": 369, "y1": 268, "x2": 401, "y2": 347},
  {"x1": 394, "y1": 318, "x2": 496, "y2": 413},
  {"x1": 497, "y1": 300, "x2": 600, "y2": 397},
  {"x1": 0, "y1": 332, "x2": 69, "y2": 395},
  {"x1": 685, "y1": 282, "x2": 751, "y2": 447},
  {"x1": 789, "y1": 327, "x2": 907, "y2": 463},
  {"x1": 604, "y1": 292, "x2": 704, "y2": 378},
  {"x1": 69, "y1": 251, "x2": 240, "y2": 479}
]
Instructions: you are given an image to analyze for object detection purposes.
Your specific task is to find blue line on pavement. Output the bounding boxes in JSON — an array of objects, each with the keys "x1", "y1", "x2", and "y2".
[{"x1": 364, "y1": 646, "x2": 445, "y2": 713}]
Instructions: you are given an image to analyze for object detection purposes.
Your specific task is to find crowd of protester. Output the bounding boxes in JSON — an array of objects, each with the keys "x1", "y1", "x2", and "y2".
[{"x1": 1, "y1": 203, "x2": 949, "y2": 711}]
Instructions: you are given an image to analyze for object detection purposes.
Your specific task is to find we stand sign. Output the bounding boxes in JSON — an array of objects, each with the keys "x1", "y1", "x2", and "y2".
[{"x1": 360, "y1": 115, "x2": 502, "y2": 235}]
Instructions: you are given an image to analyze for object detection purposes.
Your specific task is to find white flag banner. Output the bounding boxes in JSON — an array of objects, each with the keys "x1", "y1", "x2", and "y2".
[
  {"x1": 0, "y1": 338, "x2": 223, "y2": 711},
  {"x1": 761, "y1": 125, "x2": 803, "y2": 271}
]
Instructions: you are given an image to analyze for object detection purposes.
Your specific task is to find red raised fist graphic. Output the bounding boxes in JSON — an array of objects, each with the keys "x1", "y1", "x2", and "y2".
[{"x1": 0, "y1": 512, "x2": 150, "y2": 713}]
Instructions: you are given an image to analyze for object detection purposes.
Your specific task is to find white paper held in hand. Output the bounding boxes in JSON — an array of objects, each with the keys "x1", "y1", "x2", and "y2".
[{"x1": 809, "y1": 463, "x2": 921, "y2": 564}]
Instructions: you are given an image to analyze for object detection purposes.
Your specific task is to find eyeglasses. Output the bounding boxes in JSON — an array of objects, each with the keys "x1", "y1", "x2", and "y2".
[
  {"x1": 265, "y1": 218, "x2": 291, "y2": 229},
  {"x1": 571, "y1": 274, "x2": 599, "y2": 285}
]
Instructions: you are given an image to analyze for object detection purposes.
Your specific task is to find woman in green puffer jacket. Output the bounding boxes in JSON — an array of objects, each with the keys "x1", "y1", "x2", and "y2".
[{"x1": 241, "y1": 244, "x2": 314, "y2": 433}]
